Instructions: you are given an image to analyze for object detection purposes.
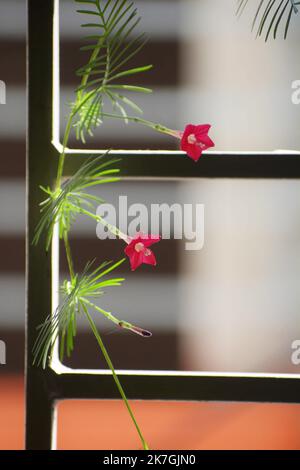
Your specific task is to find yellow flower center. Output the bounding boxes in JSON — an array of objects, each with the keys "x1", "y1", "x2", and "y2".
[
  {"x1": 187, "y1": 133, "x2": 197, "y2": 144},
  {"x1": 135, "y1": 242, "x2": 151, "y2": 256},
  {"x1": 135, "y1": 242, "x2": 145, "y2": 253}
]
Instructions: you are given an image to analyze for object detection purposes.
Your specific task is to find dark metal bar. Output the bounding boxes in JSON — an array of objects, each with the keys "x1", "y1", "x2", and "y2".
[
  {"x1": 26, "y1": 0, "x2": 300, "y2": 451},
  {"x1": 63, "y1": 151, "x2": 300, "y2": 179},
  {"x1": 26, "y1": 0, "x2": 58, "y2": 449}
]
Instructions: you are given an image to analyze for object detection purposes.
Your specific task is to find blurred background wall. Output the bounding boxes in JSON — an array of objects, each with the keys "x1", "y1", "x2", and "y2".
[{"x1": 0, "y1": 0, "x2": 300, "y2": 449}]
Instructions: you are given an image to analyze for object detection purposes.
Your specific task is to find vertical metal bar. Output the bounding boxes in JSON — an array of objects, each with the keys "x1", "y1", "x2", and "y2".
[{"x1": 26, "y1": 0, "x2": 57, "y2": 449}]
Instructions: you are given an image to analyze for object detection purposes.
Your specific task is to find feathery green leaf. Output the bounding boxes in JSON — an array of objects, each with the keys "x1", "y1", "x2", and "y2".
[
  {"x1": 32, "y1": 259, "x2": 127, "y2": 368},
  {"x1": 72, "y1": 0, "x2": 152, "y2": 142},
  {"x1": 237, "y1": 0, "x2": 299, "y2": 39},
  {"x1": 33, "y1": 153, "x2": 120, "y2": 250}
]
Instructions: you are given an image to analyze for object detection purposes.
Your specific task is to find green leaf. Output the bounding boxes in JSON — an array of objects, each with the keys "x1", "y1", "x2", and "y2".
[
  {"x1": 81, "y1": 23, "x2": 105, "y2": 28},
  {"x1": 237, "y1": 0, "x2": 300, "y2": 39},
  {"x1": 76, "y1": 9, "x2": 100, "y2": 16},
  {"x1": 113, "y1": 93, "x2": 143, "y2": 114},
  {"x1": 32, "y1": 258, "x2": 135, "y2": 368},
  {"x1": 33, "y1": 153, "x2": 120, "y2": 249},
  {"x1": 107, "y1": 64, "x2": 153, "y2": 82},
  {"x1": 72, "y1": 0, "x2": 153, "y2": 141},
  {"x1": 107, "y1": 84, "x2": 152, "y2": 93}
]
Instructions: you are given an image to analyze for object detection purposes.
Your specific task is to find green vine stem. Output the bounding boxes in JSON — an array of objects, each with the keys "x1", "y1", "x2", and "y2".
[
  {"x1": 50, "y1": 82, "x2": 148, "y2": 450},
  {"x1": 68, "y1": 203, "x2": 130, "y2": 242},
  {"x1": 51, "y1": 72, "x2": 149, "y2": 453},
  {"x1": 99, "y1": 112, "x2": 180, "y2": 137},
  {"x1": 48, "y1": 0, "x2": 155, "y2": 450},
  {"x1": 83, "y1": 305, "x2": 149, "y2": 450},
  {"x1": 55, "y1": 113, "x2": 75, "y2": 191},
  {"x1": 82, "y1": 298, "x2": 151, "y2": 337},
  {"x1": 63, "y1": 231, "x2": 75, "y2": 280}
]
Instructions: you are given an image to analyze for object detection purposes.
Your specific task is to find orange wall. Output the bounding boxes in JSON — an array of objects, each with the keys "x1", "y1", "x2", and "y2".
[{"x1": 1, "y1": 375, "x2": 300, "y2": 450}]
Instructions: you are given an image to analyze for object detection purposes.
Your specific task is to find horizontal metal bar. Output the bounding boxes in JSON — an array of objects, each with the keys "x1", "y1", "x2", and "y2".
[
  {"x1": 46, "y1": 368, "x2": 300, "y2": 404},
  {"x1": 61, "y1": 149, "x2": 300, "y2": 179}
]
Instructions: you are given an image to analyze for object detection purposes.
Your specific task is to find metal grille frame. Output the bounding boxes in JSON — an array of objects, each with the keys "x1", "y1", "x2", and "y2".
[{"x1": 26, "y1": 0, "x2": 300, "y2": 450}]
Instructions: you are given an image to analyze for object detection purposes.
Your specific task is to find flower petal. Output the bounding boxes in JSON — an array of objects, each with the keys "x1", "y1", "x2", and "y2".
[
  {"x1": 184, "y1": 143, "x2": 203, "y2": 161},
  {"x1": 142, "y1": 235, "x2": 161, "y2": 247},
  {"x1": 142, "y1": 250, "x2": 157, "y2": 266},
  {"x1": 124, "y1": 243, "x2": 135, "y2": 257},
  {"x1": 180, "y1": 123, "x2": 214, "y2": 161},
  {"x1": 124, "y1": 233, "x2": 160, "y2": 270},
  {"x1": 198, "y1": 134, "x2": 215, "y2": 149},
  {"x1": 128, "y1": 251, "x2": 143, "y2": 271},
  {"x1": 195, "y1": 124, "x2": 211, "y2": 135}
]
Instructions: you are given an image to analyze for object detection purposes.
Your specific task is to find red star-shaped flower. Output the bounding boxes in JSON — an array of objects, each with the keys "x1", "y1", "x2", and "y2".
[
  {"x1": 180, "y1": 124, "x2": 214, "y2": 162},
  {"x1": 124, "y1": 234, "x2": 160, "y2": 271}
]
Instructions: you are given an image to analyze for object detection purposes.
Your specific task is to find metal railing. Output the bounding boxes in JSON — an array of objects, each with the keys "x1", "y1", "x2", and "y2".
[{"x1": 26, "y1": 0, "x2": 300, "y2": 449}]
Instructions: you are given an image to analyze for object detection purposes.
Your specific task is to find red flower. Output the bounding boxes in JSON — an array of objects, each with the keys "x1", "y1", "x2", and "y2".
[
  {"x1": 124, "y1": 233, "x2": 160, "y2": 271},
  {"x1": 180, "y1": 124, "x2": 214, "y2": 162}
]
